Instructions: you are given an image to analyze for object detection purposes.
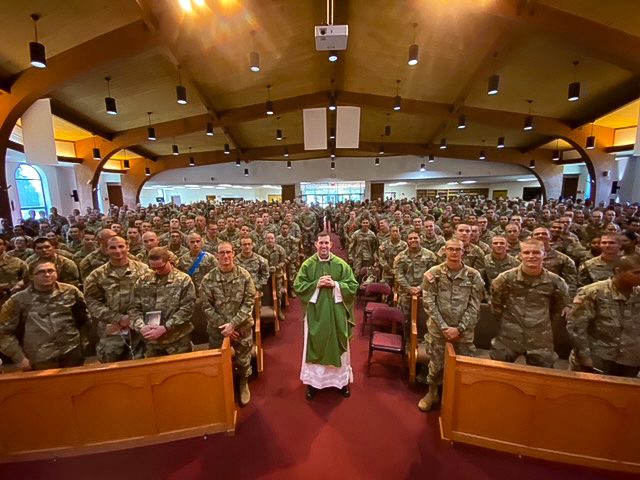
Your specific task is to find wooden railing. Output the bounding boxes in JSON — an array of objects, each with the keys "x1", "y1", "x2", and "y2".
[
  {"x1": 0, "y1": 338, "x2": 236, "y2": 462},
  {"x1": 440, "y1": 343, "x2": 640, "y2": 474}
]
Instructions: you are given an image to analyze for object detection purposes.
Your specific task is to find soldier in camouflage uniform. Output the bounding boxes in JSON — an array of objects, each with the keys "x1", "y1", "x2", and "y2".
[
  {"x1": 258, "y1": 233, "x2": 287, "y2": 317},
  {"x1": 218, "y1": 216, "x2": 241, "y2": 245},
  {"x1": 422, "y1": 220, "x2": 445, "y2": 254},
  {"x1": 418, "y1": 239, "x2": 485, "y2": 412},
  {"x1": 0, "y1": 238, "x2": 27, "y2": 305},
  {"x1": 129, "y1": 247, "x2": 196, "y2": 357},
  {"x1": 126, "y1": 226, "x2": 144, "y2": 257},
  {"x1": 236, "y1": 237, "x2": 269, "y2": 292},
  {"x1": 378, "y1": 225, "x2": 407, "y2": 287},
  {"x1": 167, "y1": 230, "x2": 189, "y2": 258},
  {"x1": 203, "y1": 222, "x2": 220, "y2": 254},
  {"x1": 490, "y1": 239, "x2": 569, "y2": 368},
  {"x1": 482, "y1": 235, "x2": 520, "y2": 290},
  {"x1": 438, "y1": 224, "x2": 486, "y2": 274},
  {"x1": 577, "y1": 233, "x2": 620, "y2": 287},
  {"x1": 7, "y1": 236, "x2": 34, "y2": 261},
  {"x1": 276, "y1": 222, "x2": 300, "y2": 297},
  {"x1": 177, "y1": 233, "x2": 218, "y2": 294},
  {"x1": 527, "y1": 227, "x2": 577, "y2": 297},
  {"x1": 79, "y1": 228, "x2": 117, "y2": 280},
  {"x1": 349, "y1": 218, "x2": 378, "y2": 275},
  {"x1": 84, "y1": 236, "x2": 150, "y2": 362},
  {"x1": 567, "y1": 254, "x2": 640, "y2": 377},
  {"x1": 72, "y1": 230, "x2": 96, "y2": 266},
  {"x1": 0, "y1": 260, "x2": 88, "y2": 370},
  {"x1": 138, "y1": 231, "x2": 178, "y2": 265},
  {"x1": 200, "y1": 242, "x2": 256, "y2": 406},
  {"x1": 376, "y1": 219, "x2": 391, "y2": 246},
  {"x1": 25, "y1": 237, "x2": 81, "y2": 288},
  {"x1": 393, "y1": 232, "x2": 438, "y2": 316}
]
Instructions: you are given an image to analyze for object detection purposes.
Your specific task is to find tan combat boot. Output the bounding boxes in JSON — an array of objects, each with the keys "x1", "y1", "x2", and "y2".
[
  {"x1": 239, "y1": 378, "x2": 251, "y2": 406},
  {"x1": 417, "y1": 384, "x2": 440, "y2": 412}
]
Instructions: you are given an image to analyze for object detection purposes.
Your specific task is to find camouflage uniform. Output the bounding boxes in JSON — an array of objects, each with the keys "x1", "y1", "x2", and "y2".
[
  {"x1": 177, "y1": 250, "x2": 218, "y2": 294},
  {"x1": 349, "y1": 229, "x2": 378, "y2": 274},
  {"x1": 252, "y1": 229, "x2": 267, "y2": 252},
  {"x1": 219, "y1": 228, "x2": 240, "y2": 245},
  {"x1": 276, "y1": 233, "x2": 300, "y2": 287},
  {"x1": 199, "y1": 266, "x2": 256, "y2": 378},
  {"x1": 79, "y1": 249, "x2": 110, "y2": 281},
  {"x1": 578, "y1": 256, "x2": 616, "y2": 288},
  {"x1": 543, "y1": 248, "x2": 578, "y2": 297},
  {"x1": 167, "y1": 243, "x2": 189, "y2": 258},
  {"x1": 236, "y1": 253, "x2": 270, "y2": 291},
  {"x1": 0, "y1": 254, "x2": 28, "y2": 305},
  {"x1": 72, "y1": 246, "x2": 94, "y2": 266},
  {"x1": 25, "y1": 254, "x2": 81, "y2": 288},
  {"x1": 7, "y1": 248, "x2": 34, "y2": 262},
  {"x1": 128, "y1": 242, "x2": 144, "y2": 257},
  {"x1": 393, "y1": 247, "x2": 438, "y2": 315},
  {"x1": 579, "y1": 223, "x2": 605, "y2": 245},
  {"x1": 258, "y1": 243, "x2": 287, "y2": 293},
  {"x1": 422, "y1": 235, "x2": 445, "y2": 254},
  {"x1": 437, "y1": 243, "x2": 486, "y2": 273},
  {"x1": 137, "y1": 248, "x2": 178, "y2": 265},
  {"x1": 84, "y1": 259, "x2": 150, "y2": 362},
  {"x1": 0, "y1": 283, "x2": 87, "y2": 369},
  {"x1": 378, "y1": 239, "x2": 407, "y2": 285},
  {"x1": 553, "y1": 235, "x2": 589, "y2": 264},
  {"x1": 299, "y1": 211, "x2": 319, "y2": 253},
  {"x1": 422, "y1": 263, "x2": 485, "y2": 385},
  {"x1": 129, "y1": 268, "x2": 196, "y2": 357},
  {"x1": 490, "y1": 266, "x2": 569, "y2": 367},
  {"x1": 567, "y1": 279, "x2": 640, "y2": 376},
  {"x1": 482, "y1": 253, "x2": 520, "y2": 290},
  {"x1": 203, "y1": 237, "x2": 220, "y2": 254}
]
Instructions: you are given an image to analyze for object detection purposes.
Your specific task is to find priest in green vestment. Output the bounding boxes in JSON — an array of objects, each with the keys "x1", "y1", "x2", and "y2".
[{"x1": 294, "y1": 231, "x2": 358, "y2": 400}]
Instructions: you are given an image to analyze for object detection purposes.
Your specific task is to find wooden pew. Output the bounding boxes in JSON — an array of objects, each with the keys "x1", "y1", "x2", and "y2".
[
  {"x1": 0, "y1": 338, "x2": 236, "y2": 463},
  {"x1": 258, "y1": 274, "x2": 281, "y2": 335},
  {"x1": 440, "y1": 343, "x2": 640, "y2": 474},
  {"x1": 252, "y1": 293, "x2": 264, "y2": 374}
]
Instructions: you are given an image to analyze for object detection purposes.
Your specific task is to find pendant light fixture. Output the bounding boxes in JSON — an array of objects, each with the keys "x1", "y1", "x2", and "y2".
[
  {"x1": 420, "y1": 162, "x2": 426, "y2": 172},
  {"x1": 206, "y1": 122, "x2": 214, "y2": 136},
  {"x1": 123, "y1": 159, "x2": 130, "y2": 169},
  {"x1": 235, "y1": 158, "x2": 241, "y2": 166},
  {"x1": 275, "y1": 116, "x2": 283, "y2": 141},
  {"x1": 265, "y1": 84, "x2": 274, "y2": 115},
  {"x1": 29, "y1": 13, "x2": 46, "y2": 69},
  {"x1": 329, "y1": 127, "x2": 336, "y2": 140},
  {"x1": 188, "y1": 147, "x2": 195, "y2": 167},
  {"x1": 479, "y1": 140, "x2": 486, "y2": 160},
  {"x1": 330, "y1": 161, "x2": 335, "y2": 170},
  {"x1": 586, "y1": 123, "x2": 596, "y2": 149},
  {"x1": 497, "y1": 136, "x2": 505, "y2": 149},
  {"x1": 568, "y1": 60, "x2": 580, "y2": 102},
  {"x1": 244, "y1": 168, "x2": 249, "y2": 176},
  {"x1": 224, "y1": 143, "x2": 231, "y2": 155},
  {"x1": 104, "y1": 76, "x2": 118, "y2": 115},
  {"x1": 283, "y1": 147, "x2": 289, "y2": 157},
  {"x1": 92, "y1": 135, "x2": 101, "y2": 160},
  {"x1": 145, "y1": 167, "x2": 151, "y2": 177},
  {"x1": 385, "y1": 113, "x2": 391, "y2": 136},
  {"x1": 330, "y1": 146, "x2": 336, "y2": 158},
  {"x1": 523, "y1": 99, "x2": 534, "y2": 131},
  {"x1": 176, "y1": 65, "x2": 187, "y2": 105},
  {"x1": 552, "y1": 139, "x2": 561, "y2": 161},
  {"x1": 529, "y1": 159, "x2": 536, "y2": 169},
  {"x1": 375, "y1": 157, "x2": 380, "y2": 166},
  {"x1": 428, "y1": 154, "x2": 435, "y2": 163},
  {"x1": 249, "y1": 31, "x2": 260, "y2": 72},
  {"x1": 171, "y1": 143, "x2": 179, "y2": 155},
  {"x1": 487, "y1": 74, "x2": 500, "y2": 96},
  {"x1": 328, "y1": 50, "x2": 338, "y2": 62},
  {"x1": 393, "y1": 80, "x2": 401, "y2": 111},
  {"x1": 457, "y1": 115, "x2": 467, "y2": 129},
  {"x1": 378, "y1": 140, "x2": 385, "y2": 155},
  {"x1": 407, "y1": 23, "x2": 419, "y2": 66},
  {"x1": 287, "y1": 160, "x2": 292, "y2": 168},
  {"x1": 328, "y1": 94, "x2": 337, "y2": 111},
  {"x1": 146, "y1": 112, "x2": 156, "y2": 140},
  {"x1": 439, "y1": 137, "x2": 447, "y2": 150}
]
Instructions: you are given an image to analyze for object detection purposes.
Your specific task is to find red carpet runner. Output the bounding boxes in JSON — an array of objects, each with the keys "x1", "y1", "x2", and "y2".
[{"x1": 0, "y1": 233, "x2": 634, "y2": 480}]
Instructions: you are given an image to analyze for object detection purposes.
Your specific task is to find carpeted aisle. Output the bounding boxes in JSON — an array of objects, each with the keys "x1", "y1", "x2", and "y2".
[{"x1": 0, "y1": 233, "x2": 634, "y2": 480}]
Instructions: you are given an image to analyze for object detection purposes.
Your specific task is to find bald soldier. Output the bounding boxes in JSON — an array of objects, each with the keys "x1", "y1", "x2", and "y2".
[
  {"x1": 567, "y1": 254, "x2": 640, "y2": 377},
  {"x1": 79, "y1": 228, "x2": 117, "y2": 280},
  {"x1": 490, "y1": 239, "x2": 570, "y2": 368},
  {"x1": 84, "y1": 236, "x2": 150, "y2": 362},
  {"x1": 199, "y1": 242, "x2": 256, "y2": 406},
  {"x1": 418, "y1": 239, "x2": 484, "y2": 412},
  {"x1": 177, "y1": 233, "x2": 218, "y2": 294}
]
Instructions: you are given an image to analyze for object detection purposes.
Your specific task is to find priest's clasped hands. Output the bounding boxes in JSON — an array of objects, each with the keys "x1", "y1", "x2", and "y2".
[{"x1": 317, "y1": 275, "x2": 336, "y2": 288}]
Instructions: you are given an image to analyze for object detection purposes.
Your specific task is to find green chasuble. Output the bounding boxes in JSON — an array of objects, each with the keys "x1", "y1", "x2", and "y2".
[{"x1": 294, "y1": 253, "x2": 359, "y2": 367}]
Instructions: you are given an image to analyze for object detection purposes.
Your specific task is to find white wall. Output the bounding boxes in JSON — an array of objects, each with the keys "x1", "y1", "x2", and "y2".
[{"x1": 139, "y1": 185, "x2": 282, "y2": 206}]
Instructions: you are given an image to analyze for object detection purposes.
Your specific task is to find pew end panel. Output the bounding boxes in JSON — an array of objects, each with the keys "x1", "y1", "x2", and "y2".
[
  {"x1": 0, "y1": 338, "x2": 237, "y2": 462},
  {"x1": 440, "y1": 343, "x2": 640, "y2": 474}
]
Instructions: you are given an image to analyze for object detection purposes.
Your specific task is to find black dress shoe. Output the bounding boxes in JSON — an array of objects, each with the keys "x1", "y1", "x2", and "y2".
[
  {"x1": 305, "y1": 386, "x2": 316, "y2": 400},
  {"x1": 341, "y1": 386, "x2": 351, "y2": 398}
]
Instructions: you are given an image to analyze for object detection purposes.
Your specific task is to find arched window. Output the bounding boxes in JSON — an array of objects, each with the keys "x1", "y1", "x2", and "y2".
[{"x1": 15, "y1": 164, "x2": 48, "y2": 220}]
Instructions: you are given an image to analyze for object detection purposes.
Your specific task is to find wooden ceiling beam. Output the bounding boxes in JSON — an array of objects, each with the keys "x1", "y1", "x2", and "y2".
[
  {"x1": 489, "y1": 0, "x2": 640, "y2": 73},
  {"x1": 49, "y1": 99, "x2": 115, "y2": 141}
]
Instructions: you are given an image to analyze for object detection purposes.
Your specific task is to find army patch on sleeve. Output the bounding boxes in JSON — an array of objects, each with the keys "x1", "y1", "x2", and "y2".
[{"x1": 424, "y1": 271, "x2": 435, "y2": 283}]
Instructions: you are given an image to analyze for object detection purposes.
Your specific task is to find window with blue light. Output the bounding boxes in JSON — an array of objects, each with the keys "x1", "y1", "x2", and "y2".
[{"x1": 15, "y1": 164, "x2": 48, "y2": 220}]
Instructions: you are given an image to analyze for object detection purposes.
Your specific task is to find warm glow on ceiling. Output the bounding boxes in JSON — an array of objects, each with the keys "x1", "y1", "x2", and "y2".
[{"x1": 594, "y1": 99, "x2": 639, "y2": 129}]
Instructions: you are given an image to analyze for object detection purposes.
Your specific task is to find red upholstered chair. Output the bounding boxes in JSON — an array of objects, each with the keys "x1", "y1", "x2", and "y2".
[
  {"x1": 361, "y1": 282, "x2": 392, "y2": 335},
  {"x1": 367, "y1": 306, "x2": 407, "y2": 376}
]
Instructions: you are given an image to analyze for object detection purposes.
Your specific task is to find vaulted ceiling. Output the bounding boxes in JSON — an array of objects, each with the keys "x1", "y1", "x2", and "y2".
[{"x1": 1, "y1": 0, "x2": 638, "y2": 166}]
